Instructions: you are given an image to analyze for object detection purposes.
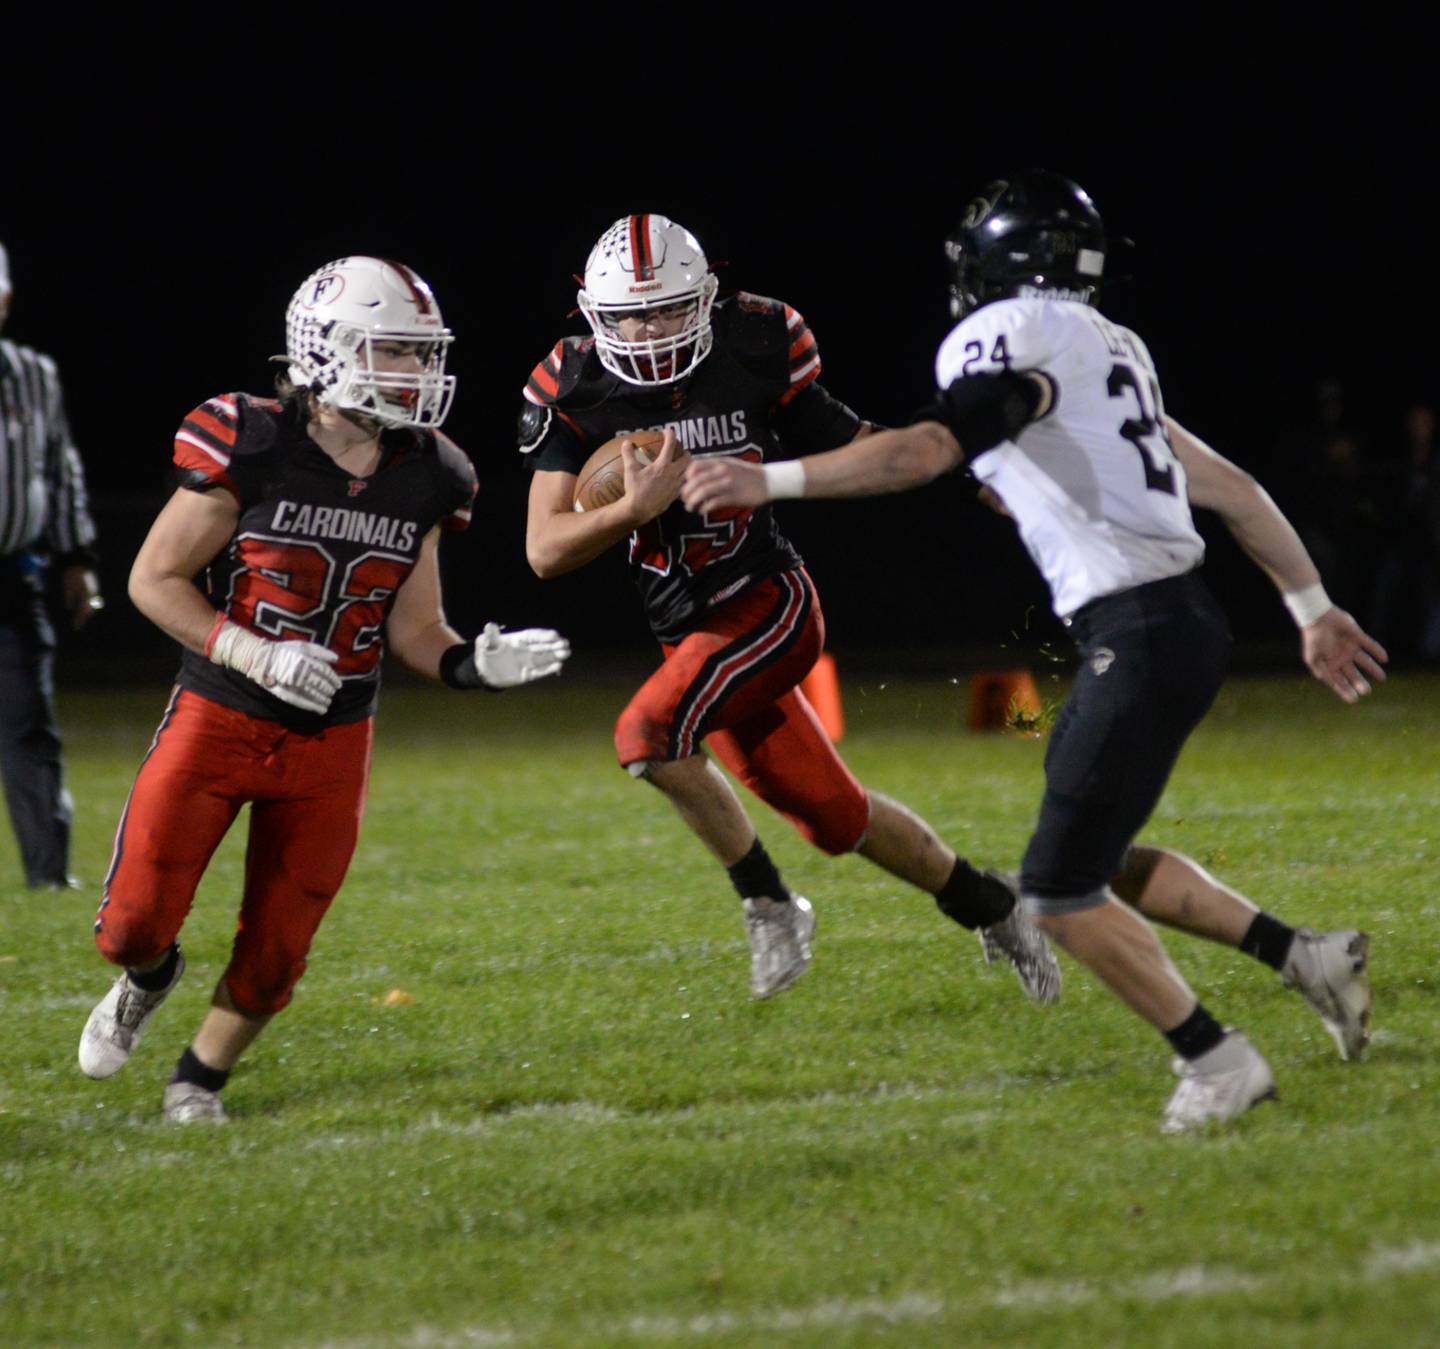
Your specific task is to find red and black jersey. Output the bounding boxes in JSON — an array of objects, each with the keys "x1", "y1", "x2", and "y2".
[
  {"x1": 518, "y1": 292, "x2": 862, "y2": 642},
  {"x1": 172, "y1": 393, "x2": 476, "y2": 729}
]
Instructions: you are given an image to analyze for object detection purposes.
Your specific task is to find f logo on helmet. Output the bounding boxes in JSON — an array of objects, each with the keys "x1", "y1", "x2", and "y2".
[{"x1": 306, "y1": 274, "x2": 345, "y2": 309}]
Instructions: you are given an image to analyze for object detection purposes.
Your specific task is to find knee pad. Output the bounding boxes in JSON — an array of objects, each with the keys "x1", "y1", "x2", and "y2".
[
  {"x1": 93, "y1": 909, "x2": 169, "y2": 970},
  {"x1": 615, "y1": 703, "x2": 669, "y2": 770},
  {"x1": 793, "y1": 788, "x2": 870, "y2": 856},
  {"x1": 225, "y1": 961, "x2": 304, "y2": 1017},
  {"x1": 1022, "y1": 886, "x2": 1112, "y2": 918}
]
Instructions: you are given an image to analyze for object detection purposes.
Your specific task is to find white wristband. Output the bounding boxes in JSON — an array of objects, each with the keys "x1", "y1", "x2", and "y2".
[
  {"x1": 762, "y1": 460, "x2": 806, "y2": 500},
  {"x1": 1283, "y1": 582, "x2": 1333, "y2": 627}
]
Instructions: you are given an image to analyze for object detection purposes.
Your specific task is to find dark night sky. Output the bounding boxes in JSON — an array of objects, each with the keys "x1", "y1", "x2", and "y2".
[{"x1": 3, "y1": 15, "x2": 1432, "y2": 667}]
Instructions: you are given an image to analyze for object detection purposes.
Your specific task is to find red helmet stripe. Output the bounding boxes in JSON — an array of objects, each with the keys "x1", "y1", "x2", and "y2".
[
  {"x1": 629, "y1": 215, "x2": 655, "y2": 281},
  {"x1": 377, "y1": 258, "x2": 433, "y2": 314}
]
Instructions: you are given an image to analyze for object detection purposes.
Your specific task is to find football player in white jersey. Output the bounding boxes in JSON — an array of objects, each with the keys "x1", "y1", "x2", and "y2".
[{"x1": 682, "y1": 170, "x2": 1388, "y2": 1132}]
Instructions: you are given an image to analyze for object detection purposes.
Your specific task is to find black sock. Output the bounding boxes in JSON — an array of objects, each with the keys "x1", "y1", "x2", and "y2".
[
  {"x1": 129, "y1": 943, "x2": 181, "y2": 992},
  {"x1": 1240, "y1": 913, "x2": 1296, "y2": 971},
  {"x1": 726, "y1": 838, "x2": 787, "y2": 902},
  {"x1": 1164, "y1": 1004, "x2": 1226, "y2": 1061},
  {"x1": 171, "y1": 1046, "x2": 230, "y2": 1094},
  {"x1": 934, "y1": 859, "x2": 1014, "y2": 930}
]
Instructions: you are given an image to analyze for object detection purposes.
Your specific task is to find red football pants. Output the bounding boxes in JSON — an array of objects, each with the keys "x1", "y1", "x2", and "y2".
[
  {"x1": 614, "y1": 569, "x2": 869, "y2": 854},
  {"x1": 96, "y1": 689, "x2": 373, "y2": 1015}
]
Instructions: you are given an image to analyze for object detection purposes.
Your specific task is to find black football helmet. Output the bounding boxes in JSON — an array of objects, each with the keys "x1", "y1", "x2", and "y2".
[{"x1": 945, "y1": 170, "x2": 1108, "y2": 320}]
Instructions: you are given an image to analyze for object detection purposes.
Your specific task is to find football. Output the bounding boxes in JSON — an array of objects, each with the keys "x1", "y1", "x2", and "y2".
[{"x1": 572, "y1": 430, "x2": 667, "y2": 512}]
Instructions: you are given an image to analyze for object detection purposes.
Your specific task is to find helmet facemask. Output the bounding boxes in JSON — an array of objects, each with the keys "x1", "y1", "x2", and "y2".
[
  {"x1": 285, "y1": 258, "x2": 457, "y2": 429},
  {"x1": 578, "y1": 279, "x2": 718, "y2": 386},
  {"x1": 577, "y1": 215, "x2": 718, "y2": 387},
  {"x1": 315, "y1": 325, "x2": 454, "y2": 428}
]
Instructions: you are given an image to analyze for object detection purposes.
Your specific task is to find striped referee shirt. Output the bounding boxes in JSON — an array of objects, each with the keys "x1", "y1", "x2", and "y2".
[{"x1": 0, "y1": 337, "x2": 96, "y2": 561}]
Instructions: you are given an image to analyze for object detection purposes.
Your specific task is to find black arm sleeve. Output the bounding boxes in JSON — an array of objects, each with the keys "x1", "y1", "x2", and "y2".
[
  {"x1": 918, "y1": 370, "x2": 1045, "y2": 460},
  {"x1": 771, "y1": 381, "x2": 864, "y2": 453}
]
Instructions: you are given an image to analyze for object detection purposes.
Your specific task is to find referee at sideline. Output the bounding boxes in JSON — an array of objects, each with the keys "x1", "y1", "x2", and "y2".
[{"x1": 0, "y1": 240, "x2": 101, "y2": 890}]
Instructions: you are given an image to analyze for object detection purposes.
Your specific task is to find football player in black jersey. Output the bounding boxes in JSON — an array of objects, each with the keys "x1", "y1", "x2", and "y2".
[
  {"x1": 78, "y1": 258, "x2": 570, "y2": 1123},
  {"x1": 521, "y1": 213, "x2": 1059, "y2": 1002}
]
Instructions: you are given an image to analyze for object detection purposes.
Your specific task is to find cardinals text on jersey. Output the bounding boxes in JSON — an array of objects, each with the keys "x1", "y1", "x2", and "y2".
[{"x1": 936, "y1": 299, "x2": 1205, "y2": 618}]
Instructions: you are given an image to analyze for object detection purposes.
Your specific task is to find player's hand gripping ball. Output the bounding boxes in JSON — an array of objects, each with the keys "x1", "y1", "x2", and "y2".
[{"x1": 572, "y1": 430, "x2": 668, "y2": 512}]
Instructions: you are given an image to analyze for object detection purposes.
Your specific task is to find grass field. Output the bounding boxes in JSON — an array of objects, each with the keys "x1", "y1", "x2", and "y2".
[{"x1": 2, "y1": 669, "x2": 1438, "y2": 1347}]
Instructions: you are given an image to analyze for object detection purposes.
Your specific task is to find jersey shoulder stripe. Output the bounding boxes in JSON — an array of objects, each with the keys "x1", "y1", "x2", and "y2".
[
  {"x1": 780, "y1": 303, "x2": 821, "y2": 404},
  {"x1": 173, "y1": 392, "x2": 281, "y2": 494},
  {"x1": 710, "y1": 292, "x2": 824, "y2": 408},
  {"x1": 786, "y1": 311, "x2": 820, "y2": 387},
  {"x1": 524, "y1": 341, "x2": 566, "y2": 404},
  {"x1": 523, "y1": 337, "x2": 596, "y2": 407},
  {"x1": 186, "y1": 405, "x2": 239, "y2": 452},
  {"x1": 174, "y1": 391, "x2": 245, "y2": 487}
]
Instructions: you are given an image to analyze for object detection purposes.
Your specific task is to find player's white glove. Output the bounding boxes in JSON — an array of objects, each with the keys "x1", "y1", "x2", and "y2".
[
  {"x1": 442, "y1": 622, "x2": 570, "y2": 690},
  {"x1": 208, "y1": 620, "x2": 341, "y2": 715}
]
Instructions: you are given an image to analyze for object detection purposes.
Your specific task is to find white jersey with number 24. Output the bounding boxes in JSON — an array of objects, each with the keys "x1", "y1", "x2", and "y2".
[{"x1": 935, "y1": 298, "x2": 1205, "y2": 618}]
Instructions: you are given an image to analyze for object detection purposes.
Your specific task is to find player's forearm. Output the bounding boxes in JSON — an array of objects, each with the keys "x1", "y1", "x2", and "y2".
[
  {"x1": 1218, "y1": 478, "x2": 1323, "y2": 597},
  {"x1": 389, "y1": 616, "x2": 465, "y2": 680},
  {"x1": 526, "y1": 505, "x2": 640, "y2": 577},
  {"x1": 128, "y1": 571, "x2": 229, "y2": 654},
  {"x1": 1167, "y1": 417, "x2": 1324, "y2": 603},
  {"x1": 781, "y1": 422, "x2": 963, "y2": 499}
]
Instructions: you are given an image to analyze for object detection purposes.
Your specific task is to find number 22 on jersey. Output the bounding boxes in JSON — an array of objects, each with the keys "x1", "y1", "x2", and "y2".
[{"x1": 227, "y1": 534, "x2": 410, "y2": 677}]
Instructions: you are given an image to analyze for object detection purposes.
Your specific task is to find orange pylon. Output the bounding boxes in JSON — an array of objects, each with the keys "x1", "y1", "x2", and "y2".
[{"x1": 968, "y1": 669, "x2": 1041, "y2": 732}]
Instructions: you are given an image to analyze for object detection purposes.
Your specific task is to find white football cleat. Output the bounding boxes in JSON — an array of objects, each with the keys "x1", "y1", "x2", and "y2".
[
  {"x1": 78, "y1": 950, "x2": 186, "y2": 1080},
  {"x1": 743, "y1": 894, "x2": 815, "y2": 999},
  {"x1": 978, "y1": 875, "x2": 1061, "y2": 1005},
  {"x1": 162, "y1": 1082, "x2": 227, "y2": 1124},
  {"x1": 1281, "y1": 928, "x2": 1372, "y2": 1061},
  {"x1": 1162, "y1": 1030, "x2": 1276, "y2": 1133}
]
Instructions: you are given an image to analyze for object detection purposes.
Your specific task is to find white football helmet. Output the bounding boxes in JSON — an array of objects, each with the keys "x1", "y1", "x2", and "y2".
[
  {"x1": 577, "y1": 215, "x2": 719, "y2": 386},
  {"x1": 285, "y1": 256, "x2": 456, "y2": 428}
]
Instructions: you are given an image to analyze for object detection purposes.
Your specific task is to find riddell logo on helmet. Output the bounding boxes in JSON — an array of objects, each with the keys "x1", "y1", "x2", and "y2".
[
  {"x1": 627, "y1": 281, "x2": 664, "y2": 294},
  {"x1": 1017, "y1": 284, "x2": 1094, "y2": 302}
]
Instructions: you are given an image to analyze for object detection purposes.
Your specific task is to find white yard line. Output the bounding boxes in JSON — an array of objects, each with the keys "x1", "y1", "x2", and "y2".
[
  {"x1": 1366, "y1": 1240, "x2": 1440, "y2": 1275},
  {"x1": 314, "y1": 1241, "x2": 1440, "y2": 1348},
  {"x1": 295, "y1": 1085, "x2": 994, "y2": 1149}
]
